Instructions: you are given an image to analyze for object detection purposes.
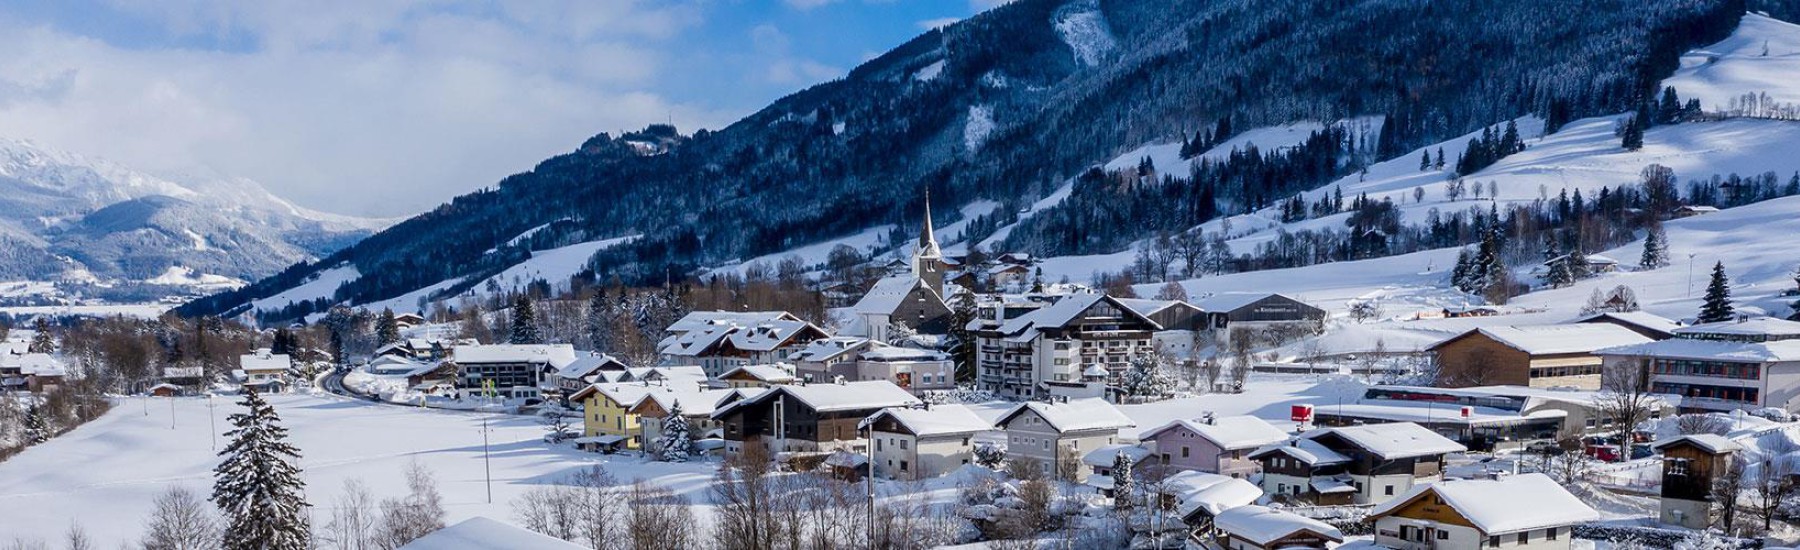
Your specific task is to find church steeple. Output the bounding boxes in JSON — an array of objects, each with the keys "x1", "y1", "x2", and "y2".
[{"x1": 917, "y1": 188, "x2": 941, "y2": 260}]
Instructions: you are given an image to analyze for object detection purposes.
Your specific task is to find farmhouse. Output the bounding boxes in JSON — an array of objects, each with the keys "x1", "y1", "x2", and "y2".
[
  {"x1": 993, "y1": 397, "x2": 1135, "y2": 482},
  {"x1": 1369, "y1": 473, "x2": 1598, "y2": 550},
  {"x1": 859, "y1": 404, "x2": 991, "y2": 481},
  {"x1": 1250, "y1": 422, "x2": 1464, "y2": 505}
]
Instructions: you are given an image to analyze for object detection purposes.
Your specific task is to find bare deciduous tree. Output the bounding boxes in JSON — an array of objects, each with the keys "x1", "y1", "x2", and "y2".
[
  {"x1": 628, "y1": 480, "x2": 696, "y2": 550},
  {"x1": 321, "y1": 479, "x2": 377, "y2": 550},
  {"x1": 1596, "y1": 358, "x2": 1660, "y2": 462},
  {"x1": 377, "y1": 461, "x2": 446, "y2": 549},
  {"x1": 141, "y1": 486, "x2": 220, "y2": 550},
  {"x1": 1712, "y1": 455, "x2": 1748, "y2": 535}
]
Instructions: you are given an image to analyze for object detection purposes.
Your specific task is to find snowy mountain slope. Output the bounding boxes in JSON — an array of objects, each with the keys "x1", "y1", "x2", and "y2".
[
  {"x1": 1664, "y1": 13, "x2": 1800, "y2": 109},
  {"x1": 0, "y1": 138, "x2": 386, "y2": 298},
  {"x1": 1102, "y1": 116, "x2": 1387, "y2": 177}
]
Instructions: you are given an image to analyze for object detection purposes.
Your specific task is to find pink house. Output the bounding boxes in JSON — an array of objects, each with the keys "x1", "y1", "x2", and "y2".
[{"x1": 1139, "y1": 415, "x2": 1290, "y2": 478}]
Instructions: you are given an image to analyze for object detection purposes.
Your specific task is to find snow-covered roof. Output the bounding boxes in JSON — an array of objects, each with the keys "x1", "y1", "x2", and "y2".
[
  {"x1": 995, "y1": 292, "x2": 1161, "y2": 338},
  {"x1": 1370, "y1": 474, "x2": 1597, "y2": 536},
  {"x1": 1159, "y1": 471, "x2": 1262, "y2": 518},
  {"x1": 1190, "y1": 293, "x2": 1291, "y2": 313},
  {"x1": 1081, "y1": 443, "x2": 1154, "y2": 468},
  {"x1": 1454, "y1": 385, "x2": 1676, "y2": 410},
  {"x1": 556, "y1": 354, "x2": 627, "y2": 380},
  {"x1": 1213, "y1": 505, "x2": 1344, "y2": 545},
  {"x1": 630, "y1": 387, "x2": 744, "y2": 417},
  {"x1": 998, "y1": 398, "x2": 1136, "y2": 434},
  {"x1": 1675, "y1": 317, "x2": 1800, "y2": 339},
  {"x1": 726, "y1": 320, "x2": 825, "y2": 352},
  {"x1": 1141, "y1": 415, "x2": 1289, "y2": 451},
  {"x1": 720, "y1": 364, "x2": 797, "y2": 383},
  {"x1": 860, "y1": 404, "x2": 992, "y2": 437},
  {"x1": 1248, "y1": 438, "x2": 1351, "y2": 466},
  {"x1": 451, "y1": 344, "x2": 577, "y2": 368},
  {"x1": 1318, "y1": 402, "x2": 1566, "y2": 427},
  {"x1": 1596, "y1": 338, "x2": 1800, "y2": 362},
  {"x1": 398, "y1": 516, "x2": 587, "y2": 550},
  {"x1": 852, "y1": 275, "x2": 939, "y2": 315},
  {"x1": 858, "y1": 343, "x2": 948, "y2": 362},
  {"x1": 1116, "y1": 298, "x2": 1187, "y2": 316},
  {"x1": 733, "y1": 380, "x2": 922, "y2": 414},
  {"x1": 238, "y1": 350, "x2": 290, "y2": 373},
  {"x1": 789, "y1": 337, "x2": 872, "y2": 363},
  {"x1": 1434, "y1": 324, "x2": 1652, "y2": 355},
  {"x1": 1574, "y1": 311, "x2": 1682, "y2": 335},
  {"x1": 666, "y1": 310, "x2": 799, "y2": 334},
  {"x1": 367, "y1": 356, "x2": 444, "y2": 377},
  {"x1": 1313, "y1": 422, "x2": 1466, "y2": 459},
  {"x1": 1652, "y1": 433, "x2": 1741, "y2": 454}
]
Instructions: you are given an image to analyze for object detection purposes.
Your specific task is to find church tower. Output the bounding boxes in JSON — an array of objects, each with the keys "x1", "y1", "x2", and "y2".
[{"x1": 911, "y1": 189, "x2": 945, "y2": 294}]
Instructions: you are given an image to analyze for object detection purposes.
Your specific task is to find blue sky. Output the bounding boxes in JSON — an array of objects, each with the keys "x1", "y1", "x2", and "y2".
[{"x1": 0, "y1": 0, "x2": 1004, "y2": 216}]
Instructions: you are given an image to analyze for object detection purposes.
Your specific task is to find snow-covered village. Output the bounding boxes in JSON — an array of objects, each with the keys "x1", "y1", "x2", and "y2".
[{"x1": 10, "y1": 1, "x2": 1800, "y2": 549}]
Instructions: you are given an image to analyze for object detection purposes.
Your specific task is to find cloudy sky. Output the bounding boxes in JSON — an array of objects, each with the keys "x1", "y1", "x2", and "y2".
[{"x1": 0, "y1": 0, "x2": 1008, "y2": 217}]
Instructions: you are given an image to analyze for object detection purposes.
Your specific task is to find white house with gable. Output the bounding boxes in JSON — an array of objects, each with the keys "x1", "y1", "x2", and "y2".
[
  {"x1": 993, "y1": 397, "x2": 1135, "y2": 481},
  {"x1": 1369, "y1": 473, "x2": 1597, "y2": 550},
  {"x1": 859, "y1": 403, "x2": 991, "y2": 481}
]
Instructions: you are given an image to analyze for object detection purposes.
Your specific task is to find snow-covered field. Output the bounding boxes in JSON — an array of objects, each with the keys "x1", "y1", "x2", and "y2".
[{"x1": 0, "y1": 392, "x2": 720, "y2": 547}]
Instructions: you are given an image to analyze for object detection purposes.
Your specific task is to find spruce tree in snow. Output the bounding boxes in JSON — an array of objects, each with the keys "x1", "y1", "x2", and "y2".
[
  {"x1": 1639, "y1": 224, "x2": 1670, "y2": 269},
  {"x1": 375, "y1": 309, "x2": 401, "y2": 347},
  {"x1": 1621, "y1": 112, "x2": 1646, "y2": 151},
  {"x1": 23, "y1": 403, "x2": 48, "y2": 445},
  {"x1": 1110, "y1": 452, "x2": 1136, "y2": 511},
  {"x1": 1419, "y1": 151, "x2": 1431, "y2": 171},
  {"x1": 28, "y1": 317, "x2": 54, "y2": 353},
  {"x1": 658, "y1": 402, "x2": 694, "y2": 463},
  {"x1": 1699, "y1": 262, "x2": 1735, "y2": 323},
  {"x1": 212, "y1": 388, "x2": 310, "y2": 550},
  {"x1": 1434, "y1": 148, "x2": 1446, "y2": 170},
  {"x1": 509, "y1": 295, "x2": 542, "y2": 345},
  {"x1": 585, "y1": 290, "x2": 613, "y2": 352}
]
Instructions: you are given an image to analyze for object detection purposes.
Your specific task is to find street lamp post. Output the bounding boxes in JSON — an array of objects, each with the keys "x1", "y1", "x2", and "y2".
[{"x1": 1688, "y1": 253, "x2": 1698, "y2": 298}]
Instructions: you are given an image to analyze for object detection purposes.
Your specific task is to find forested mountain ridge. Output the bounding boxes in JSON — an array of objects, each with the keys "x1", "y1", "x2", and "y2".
[{"x1": 181, "y1": 0, "x2": 1747, "y2": 319}]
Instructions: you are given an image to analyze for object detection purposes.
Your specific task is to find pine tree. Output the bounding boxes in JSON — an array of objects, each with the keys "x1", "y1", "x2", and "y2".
[
  {"x1": 1639, "y1": 224, "x2": 1670, "y2": 269},
  {"x1": 509, "y1": 295, "x2": 542, "y2": 345},
  {"x1": 23, "y1": 404, "x2": 48, "y2": 445},
  {"x1": 375, "y1": 309, "x2": 401, "y2": 347},
  {"x1": 658, "y1": 402, "x2": 694, "y2": 463},
  {"x1": 1434, "y1": 147, "x2": 1446, "y2": 170},
  {"x1": 1698, "y1": 262, "x2": 1735, "y2": 323},
  {"x1": 1659, "y1": 87, "x2": 1684, "y2": 124},
  {"x1": 1452, "y1": 249, "x2": 1475, "y2": 293},
  {"x1": 28, "y1": 317, "x2": 54, "y2": 353},
  {"x1": 1110, "y1": 452, "x2": 1136, "y2": 511},
  {"x1": 1420, "y1": 151, "x2": 1431, "y2": 171},
  {"x1": 585, "y1": 290, "x2": 614, "y2": 352},
  {"x1": 212, "y1": 388, "x2": 310, "y2": 550},
  {"x1": 1621, "y1": 112, "x2": 1646, "y2": 151},
  {"x1": 949, "y1": 289, "x2": 979, "y2": 383}
]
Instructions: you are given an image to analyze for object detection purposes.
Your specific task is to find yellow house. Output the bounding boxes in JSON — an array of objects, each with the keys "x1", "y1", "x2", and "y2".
[{"x1": 570, "y1": 384, "x2": 659, "y2": 451}]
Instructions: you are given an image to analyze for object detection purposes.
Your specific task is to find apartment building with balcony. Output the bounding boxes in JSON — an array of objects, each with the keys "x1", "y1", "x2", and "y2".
[{"x1": 969, "y1": 292, "x2": 1162, "y2": 400}]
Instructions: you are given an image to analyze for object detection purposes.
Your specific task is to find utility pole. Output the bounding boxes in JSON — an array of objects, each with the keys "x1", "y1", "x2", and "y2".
[
  {"x1": 1687, "y1": 253, "x2": 1698, "y2": 298},
  {"x1": 170, "y1": 396, "x2": 176, "y2": 430},
  {"x1": 208, "y1": 394, "x2": 218, "y2": 452},
  {"x1": 482, "y1": 415, "x2": 493, "y2": 504},
  {"x1": 865, "y1": 423, "x2": 876, "y2": 546}
]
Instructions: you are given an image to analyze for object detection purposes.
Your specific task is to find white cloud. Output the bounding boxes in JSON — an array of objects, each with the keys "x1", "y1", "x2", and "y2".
[
  {"x1": 0, "y1": 1, "x2": 725, "y2": 217},
  {"x1": 782, "y1": 0, "x2": 839, "y2": 10}
]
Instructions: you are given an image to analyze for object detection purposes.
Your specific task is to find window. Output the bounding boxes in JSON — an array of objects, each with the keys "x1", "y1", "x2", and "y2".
[
  {"x1": 1489, "y1": 536, "x2": 1500, "y2": 547},
  {"x1": 1181, "y1": 447, "x2": 1190, "y2": 458},
  {"x1": 876, "y1": 439, "x2": 883, "y2": 451},
  {"x1": 1518, "y1": 532, "x2": 1528, "y2": 544},
  {"x1": 1668, "y1": 458, "x2": 1690, "y2": 476},
  {"x1": 1384, "y1": 485, "x2": 1394, "y2": 496},
  {"x1": 900, "y1": 460, "x2": 909, "y2": 471},
  {"x1": 1547, "y1": 527, "x2": 1557, "y2": 540},
  {"x1": 1437, "y1": 530, "x2": 1448, "y2": 540},
  {"x1": 900, "y1": 440, "x2": 909, "y2": 450}
]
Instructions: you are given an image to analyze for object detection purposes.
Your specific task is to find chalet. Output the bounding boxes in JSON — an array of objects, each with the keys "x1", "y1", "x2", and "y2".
[
  {"x1": 1138, "y1": 415, "x2": 1290, "y2": 478},
  {"x1": 791, "y1": 338, "x2": 955, "y2": 394},
  {"x1": 712, "y1": 380, "x2": 921, "y2": 455},
  {"x1": 626, "y1": 386, "x2": 745, "y2": 456},
  {"x1": 1671, "y1": 205, "x2": 1720, "y2": 218},
  {"x1": 392, "y1": 313, "x2": 426, "y2": 328},
  {"x1": 569, "y1": 383, "x2": 662, "y2": 451},
  {"x1": 1249, "y1": 423, "x2": 1465, "y2": 505},
  {"x1": 449, "y1": 344, "x2": 577, "y2": 398},
  {"x1": 1535, "y1": 253, "x2": 1621, "y2": 278},
  {"x1": 553, "y1": 354, "x2": 631, "y2": 395},
  {"x1": 1597, "y1": 316, "x2": 1800, "y2": 413},
  {"x1": 236, "y1": 349, "x2": 291, "y2": 392},
  {"x1": 0, "y1": 353, "x2": 65, "y2": 393},
  {"x1": 658, "y1": 312, "x2": 829, "y2": 378},
  {"x1": 1211, "y1": 505, "x2": 1344, "y2": 550},
  {"x1": 367, "y1": 356, "x2": 456, "y2": 389},
  {"x1": 150, "y1": 383, "x2": 184, "y2": 397},
  {"x1": 972, "y1": 292, "x2": 1162, "y2": 400},
  {"x1": 1081, "y1": 443, "x2": 1155, "y2": 494},
  {"x1": 719, "y1": 364, "x2": 798, "y2": 388},
  {"x1": 161, "y1": 366, "x2": 206, "y2": 387},
  {"x1": 851, "y1": 275, "x2": 950, "y2": 342},
  {"x1": 1190, "y1": 293, "x2": 1326, "y2": 331},
  {"x1": 993, "y1": 397, "x2": 1136, "y2": 482},
  {"x1": 1429, "y1": 324, "x2": 1652, "y2": 389},
  {"x1": 859, "y1": 404, "x2": 992, "y2": 481},
  {"x1": 1654, "y1": 434, "x2": 1741, "y2": 529},
  {"x1": 1573, "y1": 311, "x2": 1680, "y2": 340},
  {"x1": 398, "y1": 516, "x2": 587, "y2": 550},
  {"x1": 1369, "y1": 473, "x2": 1598, "y2": 550}
]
